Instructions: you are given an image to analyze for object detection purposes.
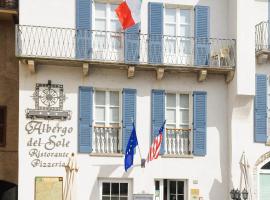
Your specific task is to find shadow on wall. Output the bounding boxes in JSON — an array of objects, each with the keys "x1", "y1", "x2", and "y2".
[{"x1": 88, "y1": 164, "x2": 134, "y2": 200}]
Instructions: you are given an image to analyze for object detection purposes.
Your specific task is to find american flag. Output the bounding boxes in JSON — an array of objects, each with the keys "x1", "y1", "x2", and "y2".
[{"x1": 147, "y1": 121, "x2": 166, "y2": 162}]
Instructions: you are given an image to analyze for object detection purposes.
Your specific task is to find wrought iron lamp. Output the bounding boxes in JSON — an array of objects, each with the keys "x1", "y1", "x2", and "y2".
[
  {"x1": 230, "y1": 188, "x2": 248, "y2": 200},
  {"x1": 242, "y1": 189, "x2": 248, "y2": 200}
]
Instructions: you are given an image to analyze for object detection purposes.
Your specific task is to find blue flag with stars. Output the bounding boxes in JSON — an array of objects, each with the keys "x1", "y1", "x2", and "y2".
[{"x1": 124, "y1": 123, "x2": 138, "y2": 171}]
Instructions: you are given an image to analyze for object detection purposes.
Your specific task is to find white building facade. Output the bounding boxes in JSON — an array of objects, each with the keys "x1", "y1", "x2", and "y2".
[{"x1": 17, "y1": 0, "x2": 270, "y2": 200}]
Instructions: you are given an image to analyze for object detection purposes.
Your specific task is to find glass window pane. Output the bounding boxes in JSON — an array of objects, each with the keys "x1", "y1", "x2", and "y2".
[
  {"x1": 95, "y1": 19, "x2": 106, "y2": 31},
  {"x1": 110, "y1": 108, "x2": 119, "y2": 122},
  {"x1": 180, "y1": 125, "x2": 189, "y2": 129},
  {"x1": 95, "y1": 3, "x2": 106, "y2": 18},
  {"x1": 95, "y1": 91, "x2": 106, "y2": 105},
  {"x1": 120, "y1": 183, "x2": 128, "y2": 195},
  {"x1": 165, "y1": 24, "x2": 176, "y2": 36},
  {"x1": 111, "y1": 197, "x2": 119, "y2": 200},
  {"x1": 180, "y1": 9, "x2": 191, "y2": 24},
  {"x1": 96, "y1": 107, "x2": 105, "y2": 121},
  {"x1": 0, "y1": 127, "x2": 4, "y2": 144},
  {"x1": 180, "y1": 94, "x2": 189, "y2": 108},
  {"x1": 111, "y1": 183, "x2": 119, "y2": 195},
  {"x1": 177, "y1": 181, "x2": 184, "y2": 194},
  {"x1": 177, "y1": 195, "x2": 184, "y2": 200},
  {"x1": 120, "y1": 197, "x2": 128, "y2": 200},
  {"x1": 181, "y1": 40, "x2": 192, "y2": 54},
  {"x1": 180, "y1": 25, "x2": 190, "y2": 37},
  {"x1": 110, "y1": 91, "x2": 119, "y2": 106},
  {"x1": 167, "y1": 109, "x2": 176, "y2": 123},
  {"x1": 111, "y1": 20, "x2": 121, "y2": 32},
  {"x1": 166, "y1": 124, "x2": 176, "y2": 129},
  {"x1": 111, "y1": 36, "x2": 121, "y2": 50},
  {"x1": 102, "y1": 183, "x2": 110, "y2": 195},
  {"x1": 180, "y1": 110, "x2": 189, "y2": 124},
  {"x1": 170, "y1": 181, "x2": 176, "y2": 194},
  {"x1": 102, "y1": 197, "x2": 110, "y2": 200},
  {"x1": 170, "y1": 195, "x2": 176, "y2": 200},
  {"x1": 165, "y1": 8, "x2": 176, "y2": 23},
  {"x1": 110, "y1": 4, "x2": 118, "y2": 19},
  {"x1": 166, "y1": 94, "x2": 176, "y2": 107},
  {"x1": 94, "y1": 35, "x2": 106, "y2": 49}
]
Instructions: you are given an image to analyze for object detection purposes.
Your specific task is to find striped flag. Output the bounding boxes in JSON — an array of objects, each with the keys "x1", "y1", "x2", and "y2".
[
  {"x1": 147, "y1": 121, "x2": 166, "y2": 162},
  {"x1": 115, "y1": 0, "x2": 141, "y2": 30}
]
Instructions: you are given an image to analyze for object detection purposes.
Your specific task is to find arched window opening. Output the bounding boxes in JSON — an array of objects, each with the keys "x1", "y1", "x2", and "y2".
[{"x1": 261, "y1": 161, "x2": 270, "y2": 170}]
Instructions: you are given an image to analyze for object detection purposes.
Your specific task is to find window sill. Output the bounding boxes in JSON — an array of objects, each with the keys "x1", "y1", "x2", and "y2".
[
  {"x1": 90, "y1": 153, "x2": 124, "y2": 157},
  {"x1": 161, "y1": 154, "x2": 193, "y2": 159}
]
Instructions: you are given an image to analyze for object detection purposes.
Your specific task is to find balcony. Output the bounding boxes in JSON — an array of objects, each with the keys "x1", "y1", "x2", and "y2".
[
  {"x1": 0, "y1": 0, "x2": 18, "y2": 21},
  {"x1": 16, "y1": 25, "x2": 236, "y2": 81},
  {"x1": 256, "y1": 21, "x2": 270, "y2": 63},
  {"x1": 92, "y1": 126, "x2": 121, "y2": 155},
  {"x1": 165, "y1": 128, "x2": 192, "y2": 157}
]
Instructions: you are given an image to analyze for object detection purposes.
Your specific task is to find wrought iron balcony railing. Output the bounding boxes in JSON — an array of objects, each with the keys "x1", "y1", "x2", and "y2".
[
  {"x1": 16, "y1": 25, "x2": 236, "y2": 69},
  {"x1": 93, "y1": 126, "x2": 121, "y2": 154},
  {"x1": 165, "y1": 128, "x2": 192, "y2": 156},
  {"x1": 256, "y1": 21, "x2": 270, "y2": 53}
]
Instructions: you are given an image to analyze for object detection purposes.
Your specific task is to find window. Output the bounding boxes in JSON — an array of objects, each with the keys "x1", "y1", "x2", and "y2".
[
  {"x1": 100, "y1": 180, "x2": 131, "y2": 200},
  {"x1": 166, "y1": 93, "x2": 190, "y2": 129},
  {"x1": 94, "y1": 90, "x2": 120, "y2": 126},
  {"x1": 93, "y1": 2, "x2": 123, "y2": 61},
  {"x1": 164, "y1": 7, "x2": 193, "y2": 65},
  {"x1": 93, "y1": 90, "x2": 121, "y2": 154},
  {"x1": 0, "y1": 106, "x2": 6, "y2": 147},
  {"x1": 165, "y1": 93, "x2": 191, "y2": 155},
  {"x1": 167, "y1": 180, "x2": 185, "y2": 200}
]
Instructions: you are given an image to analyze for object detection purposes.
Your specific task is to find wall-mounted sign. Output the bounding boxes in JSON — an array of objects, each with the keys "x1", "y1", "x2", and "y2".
[
  {"x1": 25, "y1": 81, "x2": 73, "y2": 168},
  {"x1": 26, "y1": 80, "x2": 71, "y2": 120},
  {"x1": 191, "y1": 189, "x2": 200, "y2": 200},
  {"x1": 35, "y1": 177, "x2": 63, "y2": 200}
]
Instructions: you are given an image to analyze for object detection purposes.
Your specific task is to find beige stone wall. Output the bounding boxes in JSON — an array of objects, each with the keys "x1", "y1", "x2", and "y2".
[{"x1": 0, "y1": 20, "x2": 18, "y2": 184}]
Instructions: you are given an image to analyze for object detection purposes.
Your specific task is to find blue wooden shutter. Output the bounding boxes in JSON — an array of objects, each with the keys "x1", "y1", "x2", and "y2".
[
  {"x1": 76, "y1": 0, "x2": 92, "y2": 59},
  {"x1": 78, "y1": 86, "x2": 93, "y2": 153},
  {"x1": 255, "y1": 74, "x2": 267, "y2": 143},
  {"x1": 151, "y1": 90, "x2": 165, "y2": 154},
  {"x1": 125, "y1": 24, "x2": 140, "y2": 64},
  {"x1": 194, "y1": 6, "x2": 210, "y2": 66},
  {"x1": 193, "y1": 91, "x2": 207, "y2": 156},
  {"x1": 122, "y1": 89, "x2": 137, "y2": 153},
  {"x1": 148, "y1": 2, "x2": 163, "y2": 64}
]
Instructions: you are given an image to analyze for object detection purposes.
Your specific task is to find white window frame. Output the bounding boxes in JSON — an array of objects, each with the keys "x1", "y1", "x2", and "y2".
[
  {"x1": 92, "y1": 1, "x2": 124, "y2": 61},
  {"x1": 165, "y1": 92, "x2": 193, "y2": 129},
  {"x1": 166, "y1": 179, "x2": 188, "y2": 200},
  {"x1": 93, "y1": 88, "x2": 122, "y2": 127},
  {"x1": 163, "y1": 5, "x2": 194, "y2": 65},
  {"x1": 99, "y1": 179, "x2": 133, "y2": 200}
]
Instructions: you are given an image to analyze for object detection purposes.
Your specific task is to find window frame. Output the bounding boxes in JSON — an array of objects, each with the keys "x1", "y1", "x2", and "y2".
[
  {"x1": 163, "y1": 5, "x2": 194, "y2": 64},
  {"x1": 166, "y1": 179, "x2": 187, "y2": 200},
  {"x1": 165, "y1": 91, "x2": 193, "y2": 129},
  {"x1": 99, "y1": 179, "x2": 132, "y2": 200},
  {"x1": 93, "y1": 88, "x2": 122, "y2": 127},
  {"x1": 0, "y1": 106, "x2": 6, "y2": 147}
]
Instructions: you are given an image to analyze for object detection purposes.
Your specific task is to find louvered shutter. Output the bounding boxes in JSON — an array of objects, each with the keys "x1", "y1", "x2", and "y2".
[
  {"x1": 125, "y1": 23, "x2": 140, "y2": 64},
  {"x1": 193, "y1": 91, "x2": 207, "y2": 156},
  {"x1": 148, "y1": 2, "x2": 163, "y2": 64},
  {"x1": 151, "y1": 90, "x2": 165, "y2": 154},
  {"x1": 78, "y1": 86, "x2": 93, "y2": 153},
  {"x1": 255, "y1": 74, "x2": 267, "y2": 143},
  {"x1": 194, "y1": 6, "x2": 210, "y2": 66},
  {"x1": 122, "y1": 89, "x2": 137, "y2": 153},
  {"x1": 76, "y1": 0, "x2": 92, "y2": 59}
]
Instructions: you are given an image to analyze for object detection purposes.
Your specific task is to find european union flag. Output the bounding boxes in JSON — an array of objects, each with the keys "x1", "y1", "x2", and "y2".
[{"x1": 124, "y1": 123, "x2": 138, "y2": 171}]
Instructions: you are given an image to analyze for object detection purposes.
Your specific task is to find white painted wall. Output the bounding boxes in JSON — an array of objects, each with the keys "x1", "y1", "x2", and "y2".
[
  {"x1": 19, "y1": 0, "x2": 229, "y2": 39},
  {"x1": 19, "y1": 63, "x2": 229, "y2": 200}
]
